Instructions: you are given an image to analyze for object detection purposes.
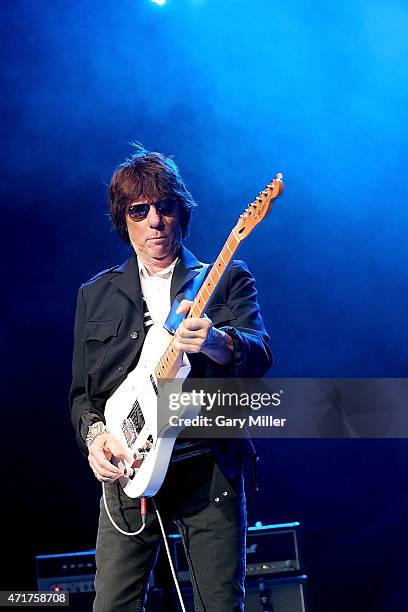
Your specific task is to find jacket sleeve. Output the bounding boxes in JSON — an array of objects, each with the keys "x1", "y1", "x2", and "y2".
[
  {"x1": 220, "y1": 260, "x2": 273, "y2": 378},
  {"x1": 69, "y1": 285, "x2": 106, "y2": 456}
]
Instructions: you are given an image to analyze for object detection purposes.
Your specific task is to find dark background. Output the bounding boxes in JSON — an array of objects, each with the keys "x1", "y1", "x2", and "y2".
[{"x1": 1, "y1": 1, "x2": 408, "y2": 610}]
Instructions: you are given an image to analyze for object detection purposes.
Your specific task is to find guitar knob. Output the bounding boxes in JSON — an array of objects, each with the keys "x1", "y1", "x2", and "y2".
[{"x1": 124, "y1": 466, "x2": 135, "y2": 479}]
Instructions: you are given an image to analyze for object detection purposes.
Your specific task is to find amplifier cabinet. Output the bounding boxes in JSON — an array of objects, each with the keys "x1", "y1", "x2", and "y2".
[
  {"x1": 170, "y1": 521, "x2": 302, "y2": 583},
  {"x1": 147, "y1": 576, "x2": 308, "y2": 612},
  {"x1": 36, "y1": 549, "x2": 96, "y2": 594},
  {"x1": 246, "y1": 522, "x2": 302, "y2": 577},
  {"x1": 245, "y1": 575, "x2": 308, "y2": 612}
]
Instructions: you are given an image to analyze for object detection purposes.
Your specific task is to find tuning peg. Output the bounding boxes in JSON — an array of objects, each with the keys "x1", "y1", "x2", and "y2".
[{"x1": 275, "y1": 172, "x2": 283, "y2": 180}]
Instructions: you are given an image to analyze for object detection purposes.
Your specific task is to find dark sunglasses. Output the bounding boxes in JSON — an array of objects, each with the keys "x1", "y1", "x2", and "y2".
[{"x1": 127, "y1": 198, "x2": 178, "y2": 222}]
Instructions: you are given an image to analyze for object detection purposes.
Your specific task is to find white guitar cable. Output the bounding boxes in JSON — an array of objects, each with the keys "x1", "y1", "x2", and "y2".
[
  {"x1": 101, "y1": 485, "x2": 187, "y2": 611},
  {"x1": 152, "y1": 498, "x2": 187, "y2": 612},
  {"x1": 102, "y1": 483, "x2": 147, "y2": 536}
]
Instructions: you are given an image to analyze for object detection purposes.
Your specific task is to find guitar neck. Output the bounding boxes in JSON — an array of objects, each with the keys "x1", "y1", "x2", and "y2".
[
  {"x1": 153, "y1": 171, "x2": 284, "y2": 381},
  {"x1": 188, "y1": 229, "x2": 240, "y2": 318},
  {"x1": 154, "y1": 229, "x2": 240, "y2": 380}
]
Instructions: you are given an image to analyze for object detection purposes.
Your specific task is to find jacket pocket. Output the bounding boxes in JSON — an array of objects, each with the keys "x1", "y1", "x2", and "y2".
[{"x1": 85, "y1": 318, "x2": 122, "y2": 375}]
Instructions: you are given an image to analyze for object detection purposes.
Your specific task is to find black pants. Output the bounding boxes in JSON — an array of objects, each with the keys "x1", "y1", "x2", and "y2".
[{"x1": 94, "y1": 454, "x2": 247, "y2": 611}]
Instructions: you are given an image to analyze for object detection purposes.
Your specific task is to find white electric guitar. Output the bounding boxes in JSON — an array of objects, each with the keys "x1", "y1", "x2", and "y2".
[{"x1": 104, "y1": 174, "x2": 284, "y2": 498}]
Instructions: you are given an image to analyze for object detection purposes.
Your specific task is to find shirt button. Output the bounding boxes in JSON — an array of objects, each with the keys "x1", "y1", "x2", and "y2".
[
  {"x1": 223, "y1": 491, "x2": 228, "y2": 496},
  {"x1": 130, "y1": 331, "x2": 138, "y2": 339},
  {"x1": 214, "y1": 497, "x2": 220, "y2": 503},
  {"x1": 118, "y1": 365, "x2": 125, "y2": 371}
]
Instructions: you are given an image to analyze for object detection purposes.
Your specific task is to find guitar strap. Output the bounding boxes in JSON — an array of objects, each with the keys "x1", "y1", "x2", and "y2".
[{"x1": 163, "y1": 263, "x2": 210, "y2": 335}]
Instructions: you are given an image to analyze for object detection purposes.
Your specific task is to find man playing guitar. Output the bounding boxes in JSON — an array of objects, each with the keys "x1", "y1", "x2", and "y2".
[{"x1": 70, "y1": 144, "x2": 273, "y2": 611}]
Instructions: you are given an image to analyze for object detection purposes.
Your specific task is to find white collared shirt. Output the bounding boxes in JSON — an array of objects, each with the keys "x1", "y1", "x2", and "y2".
[{"x1": 138, "y1": 257, "x2": 179, "y2": 325}]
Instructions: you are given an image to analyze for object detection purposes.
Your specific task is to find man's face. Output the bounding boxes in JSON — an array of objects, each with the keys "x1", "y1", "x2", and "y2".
[{"x1": 125, "y1": 198, "x2": 183, "y2": 268}]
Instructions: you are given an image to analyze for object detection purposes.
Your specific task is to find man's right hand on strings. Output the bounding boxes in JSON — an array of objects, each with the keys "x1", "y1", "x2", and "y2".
[{"x1": 88, "y1": 431, "x2": 133, "y2": 483}]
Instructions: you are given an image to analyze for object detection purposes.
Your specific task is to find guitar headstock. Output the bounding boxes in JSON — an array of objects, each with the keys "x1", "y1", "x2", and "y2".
[{"x1": 234, "y1": 173, "x2": 284, "y2": 241}]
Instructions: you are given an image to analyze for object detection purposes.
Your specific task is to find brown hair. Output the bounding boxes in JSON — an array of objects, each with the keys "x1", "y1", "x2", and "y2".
[{"x1": 108, "y1": 143, "x2": 196, "y2": 244}]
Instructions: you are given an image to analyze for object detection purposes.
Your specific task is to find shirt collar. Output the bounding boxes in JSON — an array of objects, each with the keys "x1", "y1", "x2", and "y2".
[{"x1": 138, "y1": 256, "x2": 179, "y2": 279}]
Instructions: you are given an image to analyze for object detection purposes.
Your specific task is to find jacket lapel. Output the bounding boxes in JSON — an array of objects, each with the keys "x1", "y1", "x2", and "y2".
[{"x1": 170, "y1": 245, "x2": 205, "y2": 303}]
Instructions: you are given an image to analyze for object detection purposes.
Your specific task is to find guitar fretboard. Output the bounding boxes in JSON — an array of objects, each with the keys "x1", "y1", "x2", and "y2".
[
  {"x1": 152, "y1": 173, "x2": 284, "y2": 381},
  {"x1": 154, "y1": 228, "x2": 240, "y2": 380}
]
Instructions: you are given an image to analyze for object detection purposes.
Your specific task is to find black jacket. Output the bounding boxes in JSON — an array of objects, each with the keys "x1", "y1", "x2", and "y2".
[{"x1": 70, "y1": 246, "x2": 272, "y2": 485}]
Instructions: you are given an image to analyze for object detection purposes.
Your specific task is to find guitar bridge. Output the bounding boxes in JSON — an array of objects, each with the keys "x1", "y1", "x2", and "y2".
[
  {"x1": 121, "y1": 418, "x2": 137, "y2": 447},
  {"x1": 121, "y1": 399, "x2": 146, "y2": 447}
]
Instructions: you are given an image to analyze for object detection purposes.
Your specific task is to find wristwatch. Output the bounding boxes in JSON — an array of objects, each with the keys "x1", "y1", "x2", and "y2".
[{"x1": 86, "y1": 421, "x2": 108, "y2": 448}]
